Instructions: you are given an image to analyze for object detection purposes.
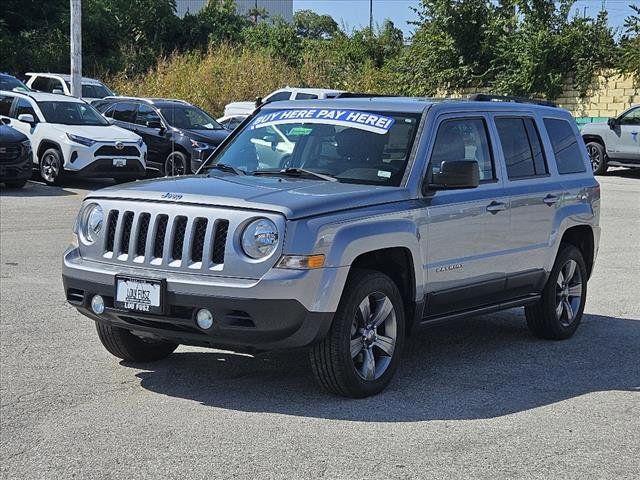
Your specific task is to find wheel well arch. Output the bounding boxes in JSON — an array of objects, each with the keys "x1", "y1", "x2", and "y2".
[
  {"x1": 560, "y1": 225, "x2": 595, "y2": 278},
  {"x1": 582, "y1": 134, "x2": 605, "y2": 147},
  {"x1": 37, "y1": 140, "x2": 63, "y2": 162},
  {"x1": 350, "y1": 247, "x2": 418, "y2": 332}
]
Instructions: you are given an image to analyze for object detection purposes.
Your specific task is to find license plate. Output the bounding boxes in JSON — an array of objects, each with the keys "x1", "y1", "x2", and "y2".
[
  {"x1": 114, "y1": 276, "x2": 163, "y2": 314},
  {"x1": 113, "y1": 158, "x2": 127, "y2": 167}
]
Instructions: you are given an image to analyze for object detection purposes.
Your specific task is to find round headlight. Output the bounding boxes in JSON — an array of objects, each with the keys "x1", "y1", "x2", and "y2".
[
  {"x1": 81, "y1": 203, "x2": 104, "y2": 244},
  {"x1": 241, "y1": 218, "x2": 279, "y2": 259}
]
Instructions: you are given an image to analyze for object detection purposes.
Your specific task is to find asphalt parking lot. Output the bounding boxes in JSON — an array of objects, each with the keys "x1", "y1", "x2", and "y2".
[{"x1": 1, "y1": 171, "x2": 639, "y2": 479}]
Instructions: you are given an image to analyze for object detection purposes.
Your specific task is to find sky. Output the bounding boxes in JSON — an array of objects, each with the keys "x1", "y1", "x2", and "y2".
[{"x1": 293, "y1": 0, "x2": 637, "y2": 38}]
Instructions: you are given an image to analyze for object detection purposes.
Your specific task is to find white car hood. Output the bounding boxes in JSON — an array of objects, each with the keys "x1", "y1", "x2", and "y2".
[
  {"x1": 224, "y1": 101, "x2": 256, "y2": 116},
  {"x1": 49, "y1": 123, "x2": 140, "y2": 142}
]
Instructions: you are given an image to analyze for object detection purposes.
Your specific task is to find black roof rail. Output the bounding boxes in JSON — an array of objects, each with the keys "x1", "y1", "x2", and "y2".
[
  {"x1": 468, "y1": 93, "x2": 557, "y2": 108},
  {"x1": 334, "y1": 92, "x2": 398, "y2": 99}
]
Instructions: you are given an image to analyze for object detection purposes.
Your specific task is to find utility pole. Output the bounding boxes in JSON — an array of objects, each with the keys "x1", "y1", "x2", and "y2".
[
  {"x1": 369, "y1": 0, "x2": 373, "y2": 34},
  {"x1": 70, "y1": 0, "x2": 82, "y2": 98}
]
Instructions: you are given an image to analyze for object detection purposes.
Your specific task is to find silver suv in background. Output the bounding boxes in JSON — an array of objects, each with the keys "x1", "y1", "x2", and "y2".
[
  {"x1": 582, "y1": 104, "x2": 640, "y2": 174},
  {"x1": 63, "y1": 95, "x2": 600, "y2": 398}
]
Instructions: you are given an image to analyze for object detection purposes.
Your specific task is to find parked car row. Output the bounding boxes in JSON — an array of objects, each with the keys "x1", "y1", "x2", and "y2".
[{"x1": 1, "y1": 70, "x2": 638, "y2": 189}]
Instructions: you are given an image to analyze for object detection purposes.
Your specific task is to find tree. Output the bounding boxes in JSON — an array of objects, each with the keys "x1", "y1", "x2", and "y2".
[
  {"x1": 618, "y1": 5, "x2": 640, "y2": 80},
  {"x1": 246, "y1": 6, "x2": 269, "y2": 25},
  {"x1": 242, "y1": 18, "x2": 302, "y2": 66},
  {"x1": 293, "y1": 10, "x2": 339, "y2": 39}
]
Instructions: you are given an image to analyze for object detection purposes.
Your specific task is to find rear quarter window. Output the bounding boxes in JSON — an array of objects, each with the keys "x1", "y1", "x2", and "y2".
[{"x1": 543, "y1": 118, "x2": 586, "y2": 174}]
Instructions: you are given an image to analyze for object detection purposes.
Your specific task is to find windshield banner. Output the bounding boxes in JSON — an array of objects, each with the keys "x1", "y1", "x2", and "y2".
[{"x1": 250, "y1": 109, "x2": 395, "y2": 135}]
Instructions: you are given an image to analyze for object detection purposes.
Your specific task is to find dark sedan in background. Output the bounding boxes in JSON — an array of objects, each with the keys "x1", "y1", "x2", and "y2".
[
  {"x1": 94, "y1": 97, "x2": 229, "y2": 175},
  {"x1": 0, "y1": 120, "x2": 32, "y2": 188}
]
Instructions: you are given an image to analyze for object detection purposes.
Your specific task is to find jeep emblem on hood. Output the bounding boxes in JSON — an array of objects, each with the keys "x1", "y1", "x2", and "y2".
[{"x1": 161, "y1": 192, "x2": 183, "y2": 200}]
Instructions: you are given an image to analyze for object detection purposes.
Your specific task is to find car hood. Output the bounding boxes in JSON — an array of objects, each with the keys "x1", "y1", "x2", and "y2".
[
  {"x1": 50, "y1": 124, "x2": 140, "y2": 142},
  {"x1": 183, "y1": 129, "x2": 229, "y2": 146},
  {"x1": 0, "y1": 125, "x2": 28, "y2": 142},
  {"x1": 89, "y1": 173, "x2": 409, "y2": 219}
]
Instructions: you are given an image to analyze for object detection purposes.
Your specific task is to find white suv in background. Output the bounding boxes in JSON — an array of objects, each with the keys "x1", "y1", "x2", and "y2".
[
  {"x1": 25, "y1": 73, "x2": 115, "y2": 103},
  {"x1": 223, "y1": 87, "x2": 344, "y2": 117},
  {"x1": 0, "y1": 91, "x2": 146, "y2": 185}
]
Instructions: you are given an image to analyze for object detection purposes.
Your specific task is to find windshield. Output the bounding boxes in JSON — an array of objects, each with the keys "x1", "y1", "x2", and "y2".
[
  {"x1": 38, "y1": 101, "x2": 109, "y2": 126},
  {"x1": 0, "y1": 76, "x2": 30, "y2": 92},
  {"x1": 204, "y1": 108, "x2": 420, "y2": 186},
  {"x1": 159, "y1": 105, "x2": 223, "y2": 130}
]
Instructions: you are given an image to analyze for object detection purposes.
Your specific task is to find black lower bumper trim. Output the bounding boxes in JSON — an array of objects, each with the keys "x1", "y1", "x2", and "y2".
[
  {"x1": 63, "y1": 274, "x2": 333, "y2": 351},
  {"x1": 72, "y1": 158, "x2": 146, "y2": 178}
]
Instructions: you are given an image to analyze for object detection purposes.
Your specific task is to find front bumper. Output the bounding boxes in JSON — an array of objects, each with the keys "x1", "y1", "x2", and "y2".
[
  {"x1": 70, "y1": 158, "x2": 146, "y2": 179},
  {"x1": 0, "y1": 158, "x2": 32, "y2": 182},
  {"x1": 62, "y1": 248, "x2": 345, "y2": 351}
]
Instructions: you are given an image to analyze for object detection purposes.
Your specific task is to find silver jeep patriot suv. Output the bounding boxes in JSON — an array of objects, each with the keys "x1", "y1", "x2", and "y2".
[{"x1": 63, "y1": 95, "x2": 601, "y2": 397}]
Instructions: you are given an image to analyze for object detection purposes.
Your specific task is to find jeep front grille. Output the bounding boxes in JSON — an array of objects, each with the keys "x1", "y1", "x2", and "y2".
[{"x1": 104, "y1": 210, "x2": 229, "y2": 269}]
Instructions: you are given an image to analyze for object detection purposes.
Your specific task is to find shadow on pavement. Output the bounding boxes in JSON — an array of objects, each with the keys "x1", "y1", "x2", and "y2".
[
  {"x1": 131, "y1": 311, "x2": 640, "y2": 421},
  {"x1": 605, "y1": 167, "x2": 640, "y2": 179},
  {"x1": 0, "y1": 178, "x2": 116, "y2": 197}
]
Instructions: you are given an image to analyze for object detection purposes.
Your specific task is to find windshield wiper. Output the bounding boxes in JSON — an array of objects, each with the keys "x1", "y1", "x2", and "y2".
[
  {"x1": 256, "y1": 168, "x2": 338, "y2": 182},
  {"x1": 208, "y1": 163, "x2": 246, "y2": 176}
]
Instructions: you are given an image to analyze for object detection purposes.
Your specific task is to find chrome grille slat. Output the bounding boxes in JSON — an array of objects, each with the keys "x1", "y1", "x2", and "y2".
[
  {"x1": 162, "y1": 216, "x2": 178, "y2": 265},
  {"x1": 180, "y1": 217, "x2": 196, "y2": 266},
  {"x1": 144, "y1": 214, "x2": 159, "y2": 262},
  {"x1": 111, "y1": 211, "x2": 128, "y2": 258}
]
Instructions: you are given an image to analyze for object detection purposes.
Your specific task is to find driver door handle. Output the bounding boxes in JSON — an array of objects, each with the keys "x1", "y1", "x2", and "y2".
[
  {"x1": 543, "y1": 194, "x2": 559, "y2": 206},
  {"x1": 486, "y1": 201, "x2": 508, "y2": 214}
]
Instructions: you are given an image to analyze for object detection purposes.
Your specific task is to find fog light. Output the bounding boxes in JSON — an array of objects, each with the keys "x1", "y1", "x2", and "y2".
[
  {"x1": 91, "y1": 295, "x2": 105, "y2": 315},
  {"x1": 196, "y1": 309, "x2": 214, "y2": 330}
]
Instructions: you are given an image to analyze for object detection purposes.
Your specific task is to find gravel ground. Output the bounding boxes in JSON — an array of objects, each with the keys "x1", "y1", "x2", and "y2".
[{"x1": 1, "y1": 171, "x2": 639, "y2": 480}]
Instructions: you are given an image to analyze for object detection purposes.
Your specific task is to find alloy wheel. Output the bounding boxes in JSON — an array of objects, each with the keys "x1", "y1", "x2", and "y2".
[
  {"x1": 555, "y1": 259, "x2": 583, "y2": 327},
  {"x1": 350, "y1": 292, "x2": 397, "y2": 381},
  {"x1": 41, "y1": 153, "x2": 59, "y2": 183},
  {"x1": 166, "y1": 153, "x2": 186, "y2": 176},
  {"x1": 586, "y1": 144, "x2": 601, "y2": 173}
]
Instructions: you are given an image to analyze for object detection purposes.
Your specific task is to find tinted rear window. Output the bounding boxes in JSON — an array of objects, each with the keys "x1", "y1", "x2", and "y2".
[
  {"x1": 543, "y1": 118, "x2": 586, "y2": 174},
  {"x1": 496, "y1": 117, "x2": 547, "y2": 179}
]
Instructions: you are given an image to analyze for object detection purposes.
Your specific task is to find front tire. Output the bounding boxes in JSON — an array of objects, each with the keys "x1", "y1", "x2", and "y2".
[
  {"x1": 525, "y1": 244, "x2": 587, "y2": 340},
  {"x1": 40, "y1": 148, "x2": 64, "y2": 185},
  {"x1": 95, "y1": 322, "x2": 178, "y2": 362},
  {"x1": 586, "y1": 141, "x2": 608, "y2": 175},
  {"x1": 164, "y1": 151, "x2": 189, "y2": 176},
  {"x1": 310, "y1": 269, "x2": 405, "y2": 398}
]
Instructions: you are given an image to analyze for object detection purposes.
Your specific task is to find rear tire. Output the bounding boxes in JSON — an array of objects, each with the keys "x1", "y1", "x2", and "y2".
[
  {"x1": 310, "y1": 269, "x2": 405, "y2": 398},
  {"x1": 586, "y1": 141, "x2": 608, "y2": 175},
  {"x1": 525, "y1": 244, "x2": 587, "y2": 340},
  {"x1": 95, "y1": 322, "x2": 178, "y2": 362},
  {"x1": 39, "y1": 148, "x2": 64, "y2": 185}
]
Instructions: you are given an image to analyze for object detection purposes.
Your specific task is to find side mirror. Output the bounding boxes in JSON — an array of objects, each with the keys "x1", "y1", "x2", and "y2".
[
  {"x1": 1, "y1": 117, "x2": 10, "y2": 125},
  {"x1": 262, "y1": 133, "x2": 280, "y2": 150},
  {"x1": 426, "y1": 160, "x2": 480, "y2": 191},
  {"x1": 255, "y1": 96, "x2": 263, "y2": 108},
  {"x1": 17, "y1": 113, "x2": 36, "y2": 125},
  {"x1": 607, "y1": 117, "x2": 618, "y2": 129},
  {"x1": 146, "y1": 120, "x2": 163, "y2": 130}
]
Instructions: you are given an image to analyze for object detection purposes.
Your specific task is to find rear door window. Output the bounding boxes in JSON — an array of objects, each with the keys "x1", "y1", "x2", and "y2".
[
  {"x1": 495, "y1": 117, "x2": 547, "y2": 179},
  {"x1": 31, "y1": 77, "x2": 53, "y2": 92},
  {"x1": 135, "y1": 104, "x2": 161, "y2": 126},
  {"x1": 543, "y1": 118, "x2": 586, "y2": 174},
  {"x1": 265, "y1": 91, "x2": 292, "y2": 103},
  {"x1": 111, "y1": 102, "x2": 137, "y2": 123}
]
